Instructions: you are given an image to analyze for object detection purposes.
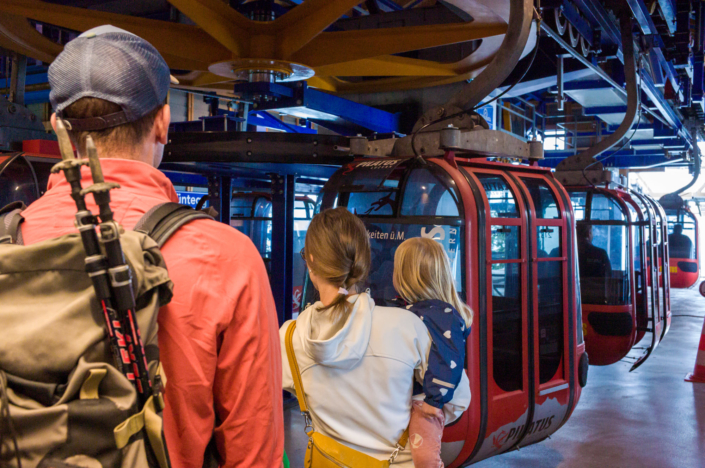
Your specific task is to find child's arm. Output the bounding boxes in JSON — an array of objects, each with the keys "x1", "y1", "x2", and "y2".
[
  {"x1": 414, "y1": 307, "x2": 470, "y2": 424},
  {"x1": 419, "y1": 307, "x2": 468, "y2": 405}
]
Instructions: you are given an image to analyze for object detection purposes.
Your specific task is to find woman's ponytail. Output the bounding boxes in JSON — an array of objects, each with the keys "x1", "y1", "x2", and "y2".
[{"x1": 305, "y1": 207, "x2": 371, "y2": 322}]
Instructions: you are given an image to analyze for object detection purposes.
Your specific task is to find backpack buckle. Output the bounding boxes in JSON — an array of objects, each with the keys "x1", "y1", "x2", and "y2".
[{"x1": 0, "y1": 235, "x2": 13, "y2": 245}]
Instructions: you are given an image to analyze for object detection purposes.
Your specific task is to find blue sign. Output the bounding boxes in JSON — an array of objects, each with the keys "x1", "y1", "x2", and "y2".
[
  {"x1": 176, "y1": 191, "x2": 207, "y2": 209},
  {"x1": 476, "y1": 103, "x2": 496, "y2": 130}
]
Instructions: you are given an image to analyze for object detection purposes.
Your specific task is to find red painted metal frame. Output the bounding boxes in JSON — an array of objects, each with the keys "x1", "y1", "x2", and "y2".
[
  {"x1": 434, "y1": 157, "x2": 583, "y2": 466},
  {"x1": 667, "y1": 205, "x2": 699, "y2": 289},
  {"x1": 319, "y1": 155, "x2": 584, "y2": 467},
  {"x1": 565, "y1": 185, "x2": 670, "y2": 370}
]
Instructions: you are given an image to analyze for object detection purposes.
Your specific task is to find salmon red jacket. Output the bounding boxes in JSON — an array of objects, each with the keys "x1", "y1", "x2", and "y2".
[{"x1": 20, "y1": 158, "x2": 284, "y2": 468}]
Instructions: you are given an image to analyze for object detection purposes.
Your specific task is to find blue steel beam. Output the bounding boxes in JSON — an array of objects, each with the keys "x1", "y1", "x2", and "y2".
[
  {"x1": 248, "y1": 111, "x2": 317, "y2": 134},
  {"x1": 541, "y1": 150, "x2": 687, "y2": 168},
  {"x1": 573, "y1": 0, "x2": 622, "y2": 52},
  {"x1": 657, "y1": 0, "x2": 677, "y2": 34},
  {"x1": 0, "y1": 72, "x2": 47, "y2": 88},
  {"x1": 583, "y1": 106, "x2": 629, "y2": 115},
  {"x1": 299, "y1": 85, "x2": 399, "y2": 134},
  {"x1": 620, "y1": 0, "x2": 682, "y2": 97},
  {"x1": 494, "y1": 68, "x2": 595, "y2": 98},
  {"x1": 640, "y1": 71, "x2": 689, "y2": 141},
  {"x1": 377, "y1": 0, "x2": 403, "y2": 11},
  {"x1": 629, "y1": 138, "x2": 688, "y2": 148},
  {"x1": 625, "y1": 0, "x2": 657, "y2": 35},
  {"x1": 692, "y1": 53, "x2": 704, "y2": 105},
  {"x1": 241, "y1": 82, "x2": 399, "y2": 134}
]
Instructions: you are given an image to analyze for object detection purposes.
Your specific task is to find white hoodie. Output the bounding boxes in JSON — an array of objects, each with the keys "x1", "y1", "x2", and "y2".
[{"x1": 281, "y1": 293, "x2": 471, "y2": 466}]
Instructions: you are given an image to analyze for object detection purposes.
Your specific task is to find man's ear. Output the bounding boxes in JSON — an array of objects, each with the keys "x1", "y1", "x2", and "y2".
[
  {"x1": 50, "y1": 113, "x2": 57, "y2": 132},
  {"x1": 154, "y1": 105, "x2": 171, "y2": 145}
]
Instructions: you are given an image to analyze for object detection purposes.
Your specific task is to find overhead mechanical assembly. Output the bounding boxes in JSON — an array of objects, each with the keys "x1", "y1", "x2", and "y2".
[
  {"x1": 0, "y1": 0, "x2": 530, "y2": 95},
  {"x1": 554, "y1": 6, "x2": 640, "y2": 184}
]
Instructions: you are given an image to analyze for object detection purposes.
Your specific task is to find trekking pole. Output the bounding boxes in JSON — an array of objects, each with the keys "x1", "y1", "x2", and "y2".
[
  {"x1": 81, "y1": 139, "x2": 152, "y2": 405},
  {"x1": 51, "y1": 120, "x2": 129, "y2": 377}
]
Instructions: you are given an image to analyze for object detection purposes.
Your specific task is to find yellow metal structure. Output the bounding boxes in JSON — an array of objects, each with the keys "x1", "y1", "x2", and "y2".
[{"x1": 0, "y1": 0, "x2": 512, "y2": 95}]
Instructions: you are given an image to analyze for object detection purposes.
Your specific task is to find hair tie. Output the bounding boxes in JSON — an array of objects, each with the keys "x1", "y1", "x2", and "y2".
[{"x1": 338, "y1": 287, "x2": 349, "y2": 295}]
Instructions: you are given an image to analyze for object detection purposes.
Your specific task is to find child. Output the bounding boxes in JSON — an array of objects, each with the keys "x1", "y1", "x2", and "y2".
[{"x1": 393, "y1": 237, "x2": 473, "y2": 468}]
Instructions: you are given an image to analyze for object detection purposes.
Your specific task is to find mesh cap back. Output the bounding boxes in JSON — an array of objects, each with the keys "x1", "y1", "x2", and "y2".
[{"x1": 49, "y1": 25, "x2": 172, "y2": 130}]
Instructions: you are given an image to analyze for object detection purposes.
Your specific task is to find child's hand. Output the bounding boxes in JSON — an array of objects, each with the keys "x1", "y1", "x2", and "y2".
[{"x1": 419, "y1": 401, "x2": 445, "y2": 419}]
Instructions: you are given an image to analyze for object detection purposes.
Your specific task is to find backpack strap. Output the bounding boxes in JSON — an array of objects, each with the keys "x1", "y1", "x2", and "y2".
[
  {"x1": 135, "y1": 202, "x2": 213, "y2": 248},
  {"x1": 0, "y1": 201, "x2": 26, "y2": 245}
]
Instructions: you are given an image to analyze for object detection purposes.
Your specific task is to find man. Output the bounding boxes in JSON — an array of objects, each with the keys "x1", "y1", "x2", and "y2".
[
  {"x1": 576, "y1": 223, "x2": 612, "y2": 303},
  {"x1": 668, "y1": 223, "x2": 693, "y2": 259},
  {"x1": 18, "y1": 25, "x2": 283, "y2": 467}
]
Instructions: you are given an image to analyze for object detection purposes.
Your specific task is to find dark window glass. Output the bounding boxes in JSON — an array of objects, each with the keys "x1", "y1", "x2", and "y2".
[
  {"x1": 492, "y1": 262, "x2": 522, "y2": 392},
  {"x1": 230, "y1": 196, "x2": 272, "y2": 261},
  {"x1": 293, "y1": 197, "x2": 316, "y2": 316},
  {"x1": 348, "y1": 191, "x2": 396, "y2": 216},
  {"x1": 401, "y1": 168, "x2": 461, "y2": 217},
  {"x1": 521, "y1": 178, "x2": 560, "y2": 219},
  {"x1": 633, "y1": 226, "x2": 643, "y2": 288},
  {"x1": 569, "y1": 191, "x2": 587, "y2": 221},
  {"x1": 357, "y1": 223, "x2": 463, "y2": 303},
  {"x1": 0, "y1": 156, "x2": 38, "y2": 207},
  {"x1": 537, "y1": 226, "x2": 561, "y2": 258},
  {"x1": 573, "y1": 238, "x2": 584, "y2": 345},
  {"x1": 231, "y1": 195, "x2": 272, "y2": 219},
  {"x1": 476, "y1": 174, "x2": 519, "y2": 218},
  {"x1": 577, "y1": 223, "x2": 630, "y2": 305},
  {"x1": 294, "y1": 198, "x2": 314, "y2": 220},
  {"x1": 538, "y1": 260, "x2": 563, "y2": 383},
  {"x1": 667, "y1": 211, "x2": 697, "y2": 259},
  {"x1": 491, "y1": 225, "x2": 520, "y2": 260},
  {"x1": 591, "y1": 194, "x2": 626, "y2": 221}
]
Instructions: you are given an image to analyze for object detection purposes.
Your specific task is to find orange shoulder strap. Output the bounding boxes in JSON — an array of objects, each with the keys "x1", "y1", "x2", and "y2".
[
  {"x1": 285, "y1": 320, "x2": 409, "y2": 450},
  {"x1": 285, "y1": 321, "x2": 308, "y2": 414}
]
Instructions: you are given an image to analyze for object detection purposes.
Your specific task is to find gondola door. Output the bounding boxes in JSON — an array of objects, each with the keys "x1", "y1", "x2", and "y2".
[
  {"x1": 630, "y1": 191, "x2": 664, "y2": 370},
  {"x1": 461, "y1": 167, "x2": 530, "y2": 460},
  {"x1": 645, "y1": 194, "x2": 671, "y2": 339},
  {"x1": 511, "y1": 173, "x2": 574, "y2": 447},
  {"x1": 623, "y1": 195, "x2": 649, "y2": 346}
]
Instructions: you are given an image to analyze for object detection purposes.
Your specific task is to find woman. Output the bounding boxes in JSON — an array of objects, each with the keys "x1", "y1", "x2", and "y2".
[{"x1": 280, "y1": 208, "x2": 470, "y2": 466}]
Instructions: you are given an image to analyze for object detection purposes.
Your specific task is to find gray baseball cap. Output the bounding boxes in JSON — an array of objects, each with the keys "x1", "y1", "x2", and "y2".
[{"x1": 48, "y1": 25, "x2": 178, "y2": 132}]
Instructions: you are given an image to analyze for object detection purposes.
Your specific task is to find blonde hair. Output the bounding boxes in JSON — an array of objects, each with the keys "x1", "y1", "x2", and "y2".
[
  {"x1": 305, "y1": 207, "x2": 371, "y2": 322},
  {"x1": 394, "y1": 237, "x2": 473, "y2": 328}
]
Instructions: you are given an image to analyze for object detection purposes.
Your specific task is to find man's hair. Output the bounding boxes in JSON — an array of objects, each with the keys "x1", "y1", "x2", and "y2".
[
  {"x1": 61, "y1": 97, "x2": 164, "y2": 155},
  {"x1": 576, "y1": 223, "x2": 592, "y2": 240}
]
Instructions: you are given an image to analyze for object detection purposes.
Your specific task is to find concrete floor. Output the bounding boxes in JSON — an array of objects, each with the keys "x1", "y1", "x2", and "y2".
[{"x1": 284, "y1": 288, "x2": 705, "y2": 467}]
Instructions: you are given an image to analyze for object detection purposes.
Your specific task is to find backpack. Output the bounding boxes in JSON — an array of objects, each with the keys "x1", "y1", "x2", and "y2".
[{"x1": 0, "y1": 201, "x2": 212, "y2": 468}]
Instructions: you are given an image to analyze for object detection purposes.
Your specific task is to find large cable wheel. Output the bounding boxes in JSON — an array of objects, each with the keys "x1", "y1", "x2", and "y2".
[
  {"x1": 580, "y1": 36, "x2": 591, "y2": 57},
  {"x1": 569, "y1": 23, "x2": 580, "y2": 47},
  {"x1": 554, "y1": 8, "x2": 568, "y2": 35},
  {"x1": 0, "y1": 0, "x2": 521, "y2": 95}
]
